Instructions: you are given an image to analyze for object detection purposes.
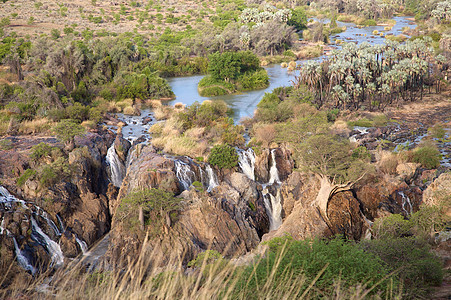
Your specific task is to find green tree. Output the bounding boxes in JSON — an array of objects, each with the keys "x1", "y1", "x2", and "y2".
[
  {"x1": 208, "y1": 144, "x2": 239, "y2": 169},
  {"x1": 117, "y1": 188, "x2": 181, "y2": 234},
  {"x1": 288, "y1": 129, "x2": 371, "y2": 220},
  {"x1": 288, "y1": 7, "x2": 307, "y2": 31},
  {"x1": 52, "y1": 119, "x2": 85, "y2": 150}
]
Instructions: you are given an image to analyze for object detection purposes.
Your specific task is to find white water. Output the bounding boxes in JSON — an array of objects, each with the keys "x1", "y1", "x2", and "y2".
[
  {"x1": 262, "y1": 188, "x2": 283, "y2": 231},
  {"x1": 13, "y1": 237, "x2": 36, "y2": 275},
  {"x1": 399, "y1": 191, "x2": 413, "y2": 215},
  {"x1": 106, "y1": 143, "x2": 126, "y2": 188},
  {"x1": 268, "y1": 150, "x2": 281, "y2": 185},
  {"x1": 175, "y1": 160, "x2": 195, "y2": 190},
  {"x1": 75, "y1": 236, "x2": 88, "y2": 254},
  {"x1": 31, "y1": 218, "x2": 64, "y2": 266},
  {"x1": 238, "y1": 148, "x2": 256, "y2": 181},
  {"x1": 206, "y1": 165, "x2": 219, "y2": 192}
]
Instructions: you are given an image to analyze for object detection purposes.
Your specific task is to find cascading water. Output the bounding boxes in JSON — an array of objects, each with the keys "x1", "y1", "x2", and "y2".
[
  {"x1": 31, "y1": 217, "x2": 64, "y2": 266},
  {"x1": 399, "y1": 191, "x2": 413, "y2": 215},
  {"x1": 262, "y1": 188, "x2": 283, "y2": 231},
  {"x1": 13, "y1": 237, "x2": 36, "y2": 275},
  {"x1": 205, "y1": 165, "x2": 219, "y2": 192},
  {"x1": 75, "y1": 235, "x2": 88, "y2": 254},
  {"x1": 106, "y1": 143, "x2": 126, "y2": 188},
  {"x1": 175, "y1": 160, "x2": 196, "y2": 190},
  {"x1": 238, "y1": 148, "x2": 256, "y2": 181},
  {"x1": 268, "y1": 149, "x2": 280, "y2": 185}
]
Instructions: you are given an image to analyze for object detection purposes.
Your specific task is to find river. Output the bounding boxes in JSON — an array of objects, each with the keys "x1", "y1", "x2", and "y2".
[{"x1": 167, "y1": 16, "x2": 417, "y2": 122}]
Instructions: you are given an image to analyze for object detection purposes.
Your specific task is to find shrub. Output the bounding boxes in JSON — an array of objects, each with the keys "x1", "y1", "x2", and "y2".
[
  {"x1": 411, "y1": 144, "x2": 441, "y2": 169},
  {"x1": 52, "y1": 119, "x2": 85, "y2": 144},
  {"x1": 372, "y1": 214, "x2": 412, "y2": 239},
  {"x1": 208, "y1": 144, "x2": 238, "y2": 169},
  {"x1": 17, "y1": 169, "x2": 36, "y2": 186},
  {"x1": 0, "y1": 139, "x2": 13, "y2": 150},
  {"x1": 30, "y1": 142, "x2": 54, "y2": 162},
  {"x1": 233, "y1": 236, "x2": 394, "y2": 298},
  {"x1": 188, "y1": 250, "x2": 222, "y2": 268},
  {"x1": 362, "y1": 237, "x2": 443, "y2": 298}
]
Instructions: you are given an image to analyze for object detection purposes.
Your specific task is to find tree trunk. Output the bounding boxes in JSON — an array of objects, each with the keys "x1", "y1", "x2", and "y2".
[
  {"x1": 314, "y1": 175, "x2": 354, "y2": 220},
  {"x1": 139, "y1": 206, "x2": 145, "y2": 231}
]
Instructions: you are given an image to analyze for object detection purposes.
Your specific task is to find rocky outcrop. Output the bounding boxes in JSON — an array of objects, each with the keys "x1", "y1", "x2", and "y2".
[
  {"x1": 423, "y1": 172, "x2": 451, "y2": 217},
  {"x1": 0, "y1": 130, "x2": 115, "y2": 278},
  {"x1": 107, "y1": 145, "x2": 270, "y2": 266}
]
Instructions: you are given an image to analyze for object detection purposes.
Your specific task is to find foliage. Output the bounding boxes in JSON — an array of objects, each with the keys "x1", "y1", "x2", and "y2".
[
  {"x1": 30, "y1": 142, "x2": 60, "y2": 162},
  {"x1": 188, "y1": 250, "x2": 222, "y2": 268},
  {"x1": 297, "y1": 134, "x2": 371, "y2": 183},
  {"x1": 287, "y1": 7, "x2": 308, "y2": 31},
  {"x1": 208, "y1": 144, "x2": 239, "y2": 169},
  {"x1": 52, "y1": 119, "x2": 85, "y2": 143},
  {"x1": 117, "y1": 188, "x2": 181, "y2": 235},
  {"x1": 234, "y1": 236, "x2": 394, "y2": 298},
  {"x1": 17, "y1": 169, "x2": 36, "y2": 186},
  {"x1": 362, "y1": 237, "x2": 443, "y2": 298},
  {"x1": 207, "y1": 50, "x2": 260, "y2": 82},
  {"x1": 411, "y1": 144, "x2": 441, "y2": 169},
  {"x1": 294, "y1": 39, "x2": 445, "y2": 111}
]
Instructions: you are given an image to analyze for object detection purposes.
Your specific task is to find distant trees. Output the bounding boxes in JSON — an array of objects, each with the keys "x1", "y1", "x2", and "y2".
[
  {"x1": 208, "y1": 51, "x2": 260, "y2": 82},
  {"x1": 294, "y1": 39, "x2": 447, "y2": 111}
]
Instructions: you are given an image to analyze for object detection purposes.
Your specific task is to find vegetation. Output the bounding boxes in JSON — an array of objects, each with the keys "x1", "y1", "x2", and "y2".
[
  {"x1": 199, "y1": 51, "x2": 269, "y2": 96},
  {"x1": 116, "y1": 188, "x2": 181, "y2": 236},
  {"x1": 208, "y1": 144, "x2": 239, "y2": 169},
  {"x1": 294, "y1": 39, "x2": 447, "y2": 111}
]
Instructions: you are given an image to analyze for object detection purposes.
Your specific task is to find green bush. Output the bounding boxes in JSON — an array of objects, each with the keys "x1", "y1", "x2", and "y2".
[
  {"x1": 411, "y1": 145, "x2": 441, "y2": 169},
  {"x1": 208, "y1": 144, "x2": 238, "y2": 169},
  {"x1": 362, "y1": 237, "x2": 443, "y2": 298},
  {"x1": 233, "y1": 236, "x2": 394, "y2": 298},
  {"x1": 17, "y1": 169, "x2": 36, "y2": 186},
  {"x1": 30, "y1": 142, "x2": 54, "y2": 162},
  {"x1": 188, "y1": 250, "x2": 222, "y2": 268},
  {"x1": 372, "y1": 214, "x2": 412, "y2": 239}
]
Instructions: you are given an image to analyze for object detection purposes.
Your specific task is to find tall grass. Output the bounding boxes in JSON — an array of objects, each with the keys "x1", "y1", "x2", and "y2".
[{"x1": 0, "y1": 236, "x2": 406, "y2": 300}]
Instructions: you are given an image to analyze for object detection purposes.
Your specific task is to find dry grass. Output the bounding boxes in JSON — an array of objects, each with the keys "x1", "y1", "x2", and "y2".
[
  {"x1": 0, "y1": 235, "x2": 404, "y2": 300},
  {"x1": 154, "y1": 106, "x2": 174, "y2": 120},
  {"x1": 377, "y1": 150, "x2": 399, "y2": 175},
  {"x1": 152, "y1": 135, "x2": 207, "y2": 158},
  {"x1": 18, "y1": 118, "x2": 55, "y2": 135}
]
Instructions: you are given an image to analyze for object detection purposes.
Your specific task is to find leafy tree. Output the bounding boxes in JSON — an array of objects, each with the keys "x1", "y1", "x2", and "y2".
[
  {"x1": 52, "y1": 119, "x2": 85, "y2": 150},
  {"x1": 287, "y1": 7, "x2": 307, "y2": 31},
  {"x1": 298, "y1": 134, "x2": 371, "y2": 219},
  {"x1": 117, "y1": 188, "x2": 181, "y2": 235}
]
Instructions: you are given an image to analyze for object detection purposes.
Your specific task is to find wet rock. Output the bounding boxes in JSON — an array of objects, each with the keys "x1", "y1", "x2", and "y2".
[{"x1": 60, "y1": 231, "x2": 79, "y2": 258}]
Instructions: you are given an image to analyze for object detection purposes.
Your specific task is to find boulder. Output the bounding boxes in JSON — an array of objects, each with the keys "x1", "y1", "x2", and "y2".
[{"x1": 396, "y1": 162, "x2": 420, "y2": 182}]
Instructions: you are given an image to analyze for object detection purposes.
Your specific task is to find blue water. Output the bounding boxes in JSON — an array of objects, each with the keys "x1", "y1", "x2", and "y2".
[{"x1": 167, "y1": 16, "x2": 416, "y2": 122}]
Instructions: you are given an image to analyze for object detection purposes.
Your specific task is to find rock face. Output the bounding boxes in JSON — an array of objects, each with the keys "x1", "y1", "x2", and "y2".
[
  {"x1": 107, "y1": 145, "x2": 270, "y2": 266},
  {"x1": 423, "y1": 172, "x2": 451, "y2": 217},
  {"x1": 0, "y1": 130, "x2": 115, "y2": 278}
]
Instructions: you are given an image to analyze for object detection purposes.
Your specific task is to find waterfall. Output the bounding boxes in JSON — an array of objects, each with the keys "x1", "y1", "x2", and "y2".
[
  {"x1": 399, "y1": 191, "x2": 413, "y2": 215},
  {"x1": 0, "y1": 186, "x2": 28, "y2": 209},
  {"x1": 40, "y1": 210, "x2": 61, "y2": 236},
  {"x1": 106, "y1": 143, "x2": 126, "y2": 188},
  {"x1": 13, "y1": 237, "x2": 36, "y2": 275},
  {"x1": 31, "y1": 218, "x2": 64, "y2": 266},
  {"x1": 205, "y1": 165, "x2": 219, "y2": 192},
  {"x1": 238, "y1": 148, "x2": 256, "y2": 181},
  {"x1": 75, "y1": 236, "x2": 88, "y2": 254},
  {"x1": 175, "y1": 160, "x2": 195, "y2": 190},
  {"x1": 262, "y1": 188, "x2": 283, "y2": 231},
  {"x1": 268, "y1": 149, "x2": 280, "y2": 185}
]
